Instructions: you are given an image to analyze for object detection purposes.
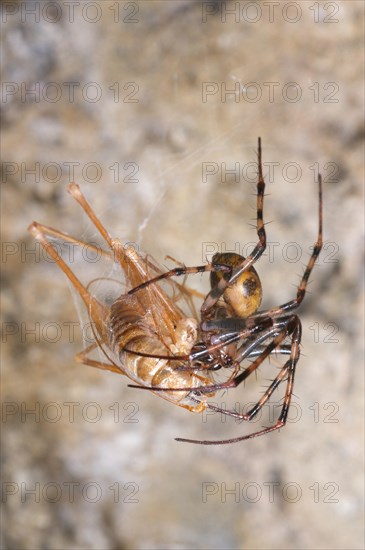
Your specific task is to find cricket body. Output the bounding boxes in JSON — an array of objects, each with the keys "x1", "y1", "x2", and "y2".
[
  {"x1": 107, "y1": 246, "x2": 214, "y2": 410},
  {"x1": 29, "y1": 186, "x2": 214, "y2": 413},
  {"x1": 28, "y1": 138, "x2": 323, "y2": 445}
]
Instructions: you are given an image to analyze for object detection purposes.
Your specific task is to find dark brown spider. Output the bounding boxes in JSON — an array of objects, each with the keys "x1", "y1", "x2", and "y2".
[{"x1": 28, "y1": 138, "x2": 323, "y2": 445}]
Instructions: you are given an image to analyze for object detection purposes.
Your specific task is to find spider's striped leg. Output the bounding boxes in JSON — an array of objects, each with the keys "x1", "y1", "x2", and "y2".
[
  {"x1": 201, "y1": 137, "x2": 267, "y2": 315},
  {"x1": 128, "y1": 264, "x2": 214, "y2": 294},
  {"x1": 176, "y1": 314, "x2": 302, "y2": 444},
  {"x1": 127, "y1": 262, "x2": 233, "y2": 295},
  {"x1": 254, "y1": 174, "x2": 323, "y2": 320},
  {"x1": 245, "y1": 344, "x2": 292, "y2": 358}
]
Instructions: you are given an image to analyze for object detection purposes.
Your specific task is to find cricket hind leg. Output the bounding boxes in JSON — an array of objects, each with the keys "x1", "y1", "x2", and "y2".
[
  {"x1": 27, "y1": 222, "x2": 113, "y2": 260},
  {"x1": 67, "y1": 183, "x2": 115, "y2": 251},
  {"x1": 75, "y1": 343, "x2": 126, "y2": 376},
  {"x1": 28, "y1": 221, "x2": 109, "y2": 337},
  {"x1": 66, "y1": 183, "x2": 134, "y2": 274}
]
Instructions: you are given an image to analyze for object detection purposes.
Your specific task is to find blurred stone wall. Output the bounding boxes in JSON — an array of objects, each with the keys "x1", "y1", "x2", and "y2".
[{"x1": 1, "y1": 1, "x2": 364, "y2": 549}]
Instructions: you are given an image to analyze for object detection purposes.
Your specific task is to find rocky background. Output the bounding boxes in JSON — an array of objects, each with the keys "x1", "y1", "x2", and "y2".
[{"x1": 1, "y1": 1, "x2": 364, "y2": 549}]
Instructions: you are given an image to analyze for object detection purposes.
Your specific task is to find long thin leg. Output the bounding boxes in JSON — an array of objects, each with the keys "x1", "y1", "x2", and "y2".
[
  {"x1": 67, "y1": 183, "x2": 115, "y2": 250},
  {"x1": 253, "y1": 174, "x2": 323, "y2": 319},
  {"x1": 128, "y1": 262, "x2": 231, "y2": 295},
  {"x1": 28, "y1": 222, "x2": 113, "y2": 259},
  {"x1": 245, "y1": 344, "x2": 291, "y2": 358},
  {"x1": 66, "y1": 184, "x2": 133, "y2": 274},
  {"x1": 176, "y1": 316, "x2": 301, "y2": 444},
  {"x1": 201, "y1": 137, "x2": 266, "y2": 314},
  {"x1": 75, "y1": 343, "x2": 126, "y2": 375},
  {"x1": 28, "y1": 222, "x2": 108, "y2": 337}
]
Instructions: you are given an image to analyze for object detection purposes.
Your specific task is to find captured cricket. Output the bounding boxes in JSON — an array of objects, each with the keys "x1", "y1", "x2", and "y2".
[{"x1": 28, "y1": 138, "x2": 323, "y2": 445}]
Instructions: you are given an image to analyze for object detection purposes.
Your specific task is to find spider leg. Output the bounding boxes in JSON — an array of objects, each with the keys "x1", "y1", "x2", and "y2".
[
  {"x1": 176, "y1": 315, "x2": 302, "y2": 444},
  {"x1": 253, "y1": 174, "x2": 323, "y2": 319},
  {"x1": 128, "y1": 262, "x2": 232, "y2": 295},
  {"x1": 201, "y1": 137, "x2": 266, "y2": 314},
  {"x1": 236, "y1": 324, "x2": 290, "y2": 362},
  {"x1": 246, "y1": 344, "x2": 291, "y2": 358}
]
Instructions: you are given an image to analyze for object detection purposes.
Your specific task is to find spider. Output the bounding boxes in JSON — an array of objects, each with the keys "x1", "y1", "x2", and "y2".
[{"x1": 28, "y1": 138, "x2": 323, "y2": 445}]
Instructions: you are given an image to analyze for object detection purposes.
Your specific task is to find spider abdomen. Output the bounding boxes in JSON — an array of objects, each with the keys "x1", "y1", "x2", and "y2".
[{"x1": 210, "y1": 252, "x2": 262, "y2": 318}]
